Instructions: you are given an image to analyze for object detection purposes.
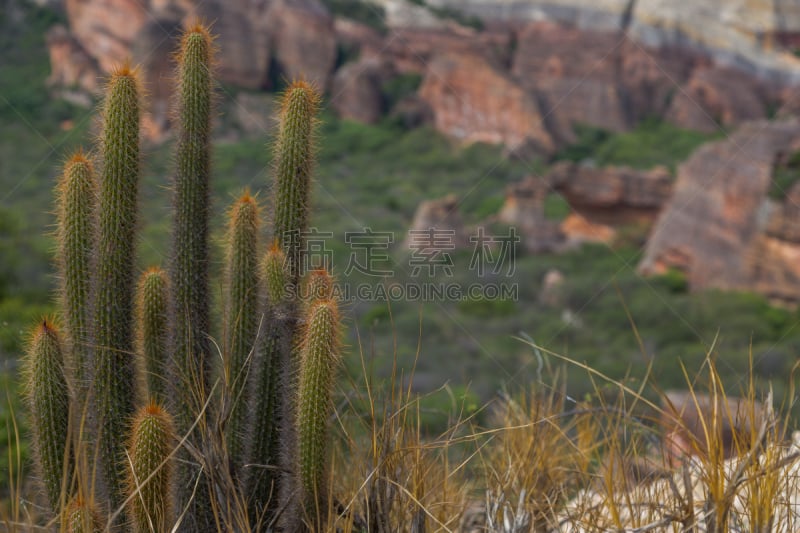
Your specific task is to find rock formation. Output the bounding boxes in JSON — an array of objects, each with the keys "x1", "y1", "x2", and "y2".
[
  {"x1": 497, "y1": 176, "x2": 565, "y2": 252},
  {"x1": 331, "y1": 58, "x2": 394, "y2": 124},
  {"x1": 48, "y1": 0, "x2": 800, "y2": 147},
  {"x1": 418, "y1": 52, "x2": 555, "y2": 154},
  {"x1": 405, "y1": 195, "x2": 469, "y2": 252},
  {"x1": 549, "y1": 161, "x2": 673, "y2": 225},
  {"x1": 639, "y1": 119, "x2": 800, "y2": 300}
]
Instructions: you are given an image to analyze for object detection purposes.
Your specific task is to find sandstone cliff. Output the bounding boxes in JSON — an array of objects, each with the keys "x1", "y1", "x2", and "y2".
[{"x1": 639, "y1": 119, "x2": 800, "y2": 303}]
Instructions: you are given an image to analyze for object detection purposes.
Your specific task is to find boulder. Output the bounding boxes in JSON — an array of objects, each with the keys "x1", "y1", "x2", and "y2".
[
  {"x1": 419, "y1": 52, "x2": 554, "y2": 154},
  {"x1": 194, "y1": 1, "x2": 273, "y2": 89},
  {"x1": 331, "y1": 58, "x2": 394, "y2": 123},
  {"x1": 639, "y1": 119, "x2": 800, "y2": 294},
  {"x1": 265, "y1": 0, "x2": 337, "y2": 90}
]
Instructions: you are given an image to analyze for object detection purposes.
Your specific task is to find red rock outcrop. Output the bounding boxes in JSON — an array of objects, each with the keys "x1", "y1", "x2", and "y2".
[
  {"x1": 549, "y1": 161, "x2": 673, "y2": 225},
  {"x1": 46, "y1": 24, "x2": 100, "y2": 93},
  {"x1": 666, "y1": 66, "x2": 768, "y2": 133},
  {"x1": 55, "y1": 0, "x2": 337, "y2": 121},
  {"x1": 64, "y1": 0, "x2": 149, "y2": 73},
  {"x1": 639, "y1": 119, "x2": 800, "y2": 296},
  {"x1": 419, "y1": 52, "x2": 554, "y2": 154},
  {"x1": 381, "y1": 26, "x2": 512, "y2": 75},
  {"x1": 511, "y1": 22, "x2": 629, "y2": 142}
]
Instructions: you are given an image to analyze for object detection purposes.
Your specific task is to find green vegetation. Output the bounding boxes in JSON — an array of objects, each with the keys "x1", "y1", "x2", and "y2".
[
  {"x1": 557, "y1": 120, "x2": 716, "y2": 172},
  {"x1": 770, "y1": 149, "x2": 800, "y2": 199},
  {"x1": 321, "y1": 0, "x2": 386, "y2": 32}
]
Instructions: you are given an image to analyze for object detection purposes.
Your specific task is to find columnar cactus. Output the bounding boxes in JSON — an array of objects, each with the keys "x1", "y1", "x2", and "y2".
[
  {"x1": 92, "y1": 65, "x2": 142, "y2": 510},
  {"x1": 247, "y1": 243, "x2": 290, "y2": 521},
  {"x1": 136, "y1": 267, "x2": 169, "y2": 402},
  {"x1": 23, "y1": 320, "x2": 72, "y2": 513},
  {"x1": 24, "y1": 23, "x2": 337, "y2": 533},
  {"x1": 126, "y1": 402, "x2": 175, "y2": 533},
  {"x1": 272, "y1": 81, "x2": 320, "y2": 287},
  {"x1": 167, "y1": 25, "x2": 215, "y2": 530},
  {"x1": 295, "y1": 295, "x2": 341, "y2": 529},
  {"x1": 224, "y1": 192, "x2": 260, "y2": 476},
  {"x1": 55, "y1": 151, "x2": 96, "y2": 398}
]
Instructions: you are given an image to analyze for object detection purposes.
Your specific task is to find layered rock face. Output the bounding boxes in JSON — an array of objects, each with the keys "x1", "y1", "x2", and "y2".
[
  {"x1": 639, "y1": 119, "x2": 800, "y2": 301},
  {"x1": 424, "y1": 0, "x2": 800, "y2": 83}
]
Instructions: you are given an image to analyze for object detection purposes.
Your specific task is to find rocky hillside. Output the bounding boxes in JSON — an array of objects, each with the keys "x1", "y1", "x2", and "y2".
[
  {"x1": 42, "y1": 0, "x2": 800, "y2": 304},
  {"x1": 48, "y1": 0, "x2": 800, "y2": 144}
]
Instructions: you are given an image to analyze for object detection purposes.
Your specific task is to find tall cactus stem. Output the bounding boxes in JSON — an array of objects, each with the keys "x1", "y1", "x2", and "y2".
[
  {"x1": 136, "y1": 267, "x2": 169, "y2": 402},
  {"x1": 126, "y1": 402, "x2": 175, "y2": 533},
  {"x1": 55, "y1": 150, "x2": 96, "y2": 399},
  {"x1": 167, "y1": 25, "x2": 216, "y2": 531},
  {"x1": 272, "y1": 81, "x2": 320, "y2": 288},
  {"x1": 92, "y1": 64, "x2": 142, "y2": 511},
  {"x1": 295, "y1": 297, "x2": 341, "y2": 529},
  {"x1": 23, "y1": 320, "x2": 72, "y2": 514},
  {"x1": 224, "y1": 192, "x2": 260, "y2": 477},
  {"x1": 247, "y1": 244, "x2": 290, "y2": 522}
]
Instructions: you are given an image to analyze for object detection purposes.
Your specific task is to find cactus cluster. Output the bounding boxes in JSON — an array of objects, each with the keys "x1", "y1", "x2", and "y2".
[{"x1": 22, "y1": 25, "x2": 342, "y2": 532}]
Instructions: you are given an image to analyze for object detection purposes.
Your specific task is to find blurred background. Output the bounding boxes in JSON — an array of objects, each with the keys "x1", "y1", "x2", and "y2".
[{"x1": 3, "y1": 0, "x2": 800, "y2": 498}]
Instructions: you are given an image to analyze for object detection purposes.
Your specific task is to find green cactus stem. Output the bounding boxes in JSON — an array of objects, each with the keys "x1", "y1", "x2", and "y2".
[
  {"x1": 92, "y1": 64, "x2": 142, "y2": 510},
  {"x1": 167, "y1": 25, "x2": 215, "y2": 531},
  {"x1": 23, "y1": 320, "x2": 72, "y2": 514},
  {"x1": 295, "y1": 296, "x2": 341, "y2": 529},
  {"x1": 55, "y1": 150, "x2": 96, "y2": 398},
  {"x1": 272, "y1": 80, "x2": 320, "y2": 288},
  {"x1": 247, "y1": 243, "x2": 290, "y2": 522},
  {"x1": 64, "y1": 497, "x2": 104, "y2": 533},
  {"x1": 136, "y1": 267, "x2": 169, "y2": 402},
  {"x1": 126, "y1": 402, "x2": 175, "y2": 533},
  {"x1": 224, "y1": 192, "x2": 260, "y2": 477}
]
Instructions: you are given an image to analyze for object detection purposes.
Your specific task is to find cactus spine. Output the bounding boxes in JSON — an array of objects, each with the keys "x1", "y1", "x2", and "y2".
[
  {"x1": 55, "y1": 152, "x2": 95, "y2": 397},
  {"x1": 23, "y1": 320, "x2": 72, "y2": 513},
  {"x1": 224, "y1": 192, "x2": 260, "y2": 476},
  {"x1": 168, "y1": 26, "x2": 215, "y2": 530},
  {"x1": 136, "y1": 268, "x2": 169, "y2": 402},
  {"x1": 64, "y1": 497, "x2": 103, "y2": 533},
  {"x1": 126, "y1": 402, "x2": 175, "y2": 533},
  {"x1": 295, "y1": 295, "x2": 341, "y2": 529},
  {"x1": 92, "y1": 65, "x2": 141, "y2": 510},
  {"x1": 272, "y1": 81, "x2": 320, "y2": 287}
]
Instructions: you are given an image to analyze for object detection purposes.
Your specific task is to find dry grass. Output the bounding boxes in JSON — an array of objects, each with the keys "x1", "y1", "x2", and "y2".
[{"x1": 4, "y1": 331, "x2": 800, "y2": 532}]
